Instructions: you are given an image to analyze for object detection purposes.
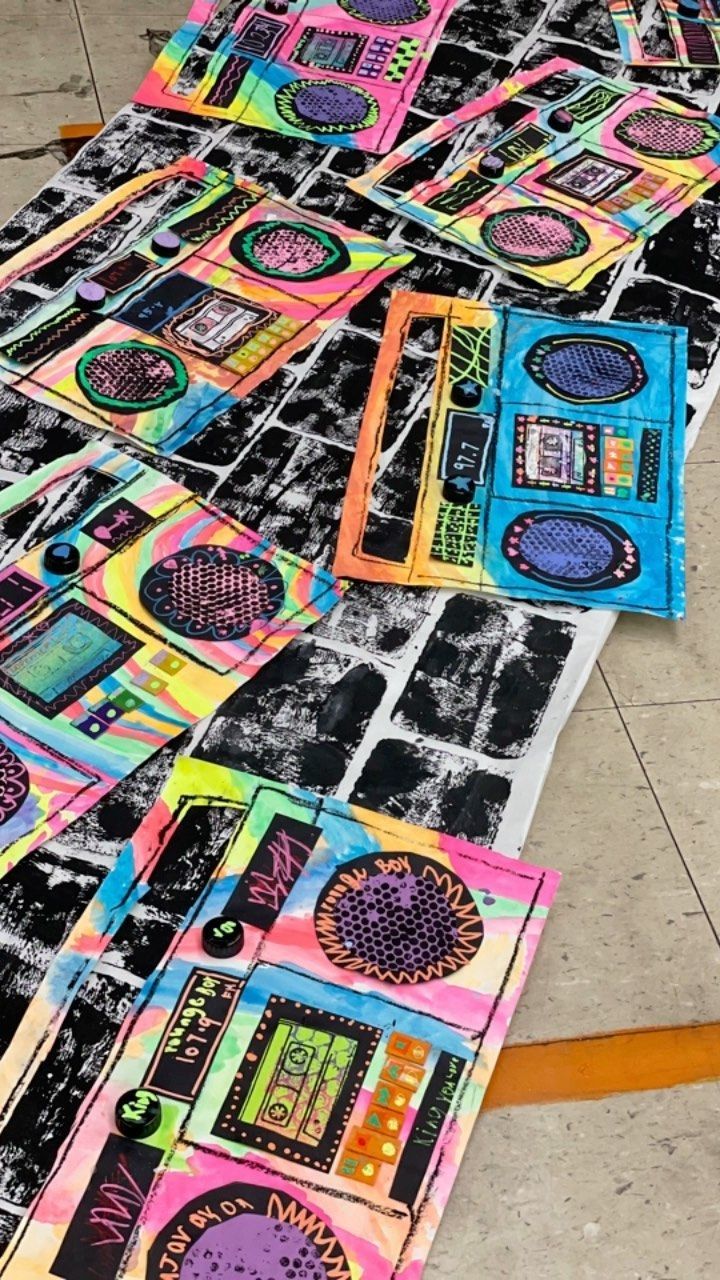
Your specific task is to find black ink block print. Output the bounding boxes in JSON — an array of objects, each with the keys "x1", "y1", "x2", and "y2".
[
  {"x1": 212, "y1": 996, "x2": 381, "y2": 1171},
  {"x1": 393, "y1": 594, "x2": 575, "y2": 760},
  {"x1": 350, "y1": 738, "x2": 512, "y2": 844}
]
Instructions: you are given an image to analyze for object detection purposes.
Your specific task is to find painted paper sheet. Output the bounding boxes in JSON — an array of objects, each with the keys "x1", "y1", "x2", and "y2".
[
  {"x1": 0, "y1": 757, "x2": 559, "y2": 1280},
  {"x1": 3, "y1": 30, "x2": 720, "y2": 1249},
  {"x1": 350, "y1": 56, "x2": 720, "y2": 291},
  {"x1": 609, "y1": 0, "x2": 720, "y2": 67},
  {"x1": 334, "y1": 291, "x2": 687, "y2": 617},
  {"x1": 0, "y1": 157, "x2": 411, "y2": 455},
  {"x1": 0, "y1": 444, "x2": 342, "y2": 880},
  {"x1": 133, "y1": 0, "x2": 457, "y2": 153}
]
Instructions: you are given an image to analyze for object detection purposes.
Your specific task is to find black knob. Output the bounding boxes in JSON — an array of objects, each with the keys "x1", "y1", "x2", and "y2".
[
  {"x1": 479, "y1": 153, "x2": 505, "y2": 179},
  {"x1": 115, "y1": 1088, "x2": 162, "y2": 1140},
  {"x1": 677, "y1": 0, "x2": 701, "y2": 14},
  {"x1": 549, "y1": 108, "x2": 574, "y2": 132},
  {"x1": 450, "y1": 378, "x2": 483, "y2": 409},
  {"x1": 202, "y1": 916, "x2": 245, "y2": 959},
  {"x1": 442, "y1": 477, "x2": 475, "y2": 505},
  {"x1": 44, "y1": 542, "x2": 80, "y2": 575},
  {"x1": 75, "y1": 280, "x2": 106, "y2": 310},
  {"x1": 151, "y1": 231, "x2": 181, "y2": 257}
]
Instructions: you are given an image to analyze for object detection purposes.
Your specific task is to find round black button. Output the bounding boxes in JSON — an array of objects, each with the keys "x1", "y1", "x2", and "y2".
[
  {"x1": 202, "y1": 916, "x2": 245, "y2": 959},
  {"x1": 450, "y1": 377, "x2": 483, "y2": 409},
  {"x1": 75, "y1": 280, "x2": 107, "y2": 310},
  {"x1": 479, "y1": 154, "x2": 505, "y2": 179},
  {"x1": 115, "y1": 1088, "x2": 162, "y2": 1140},
  {"x1": 44, "y1": 542, "x2": 80, "y2": 575},
  {"x1": 549, "y1": 108, "x2": 574, "y2": 133},
  {"x1": 442, "y1": 477, "x2": 475, "y2": 505},
  {"x1": 151, "y1": 230, "x2": 181, "y2": 257},
  {"x1": 678, "y1": 0, "x2": 701, "y2": 13}
]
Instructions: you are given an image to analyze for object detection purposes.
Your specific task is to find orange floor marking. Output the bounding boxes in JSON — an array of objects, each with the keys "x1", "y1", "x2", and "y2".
[
  {"x1": 58, "y1": 124, "x2": 103, "y2": 140},
  {"x1": 483, "y1": 1023, "x2": 720, "y2": 1109}
]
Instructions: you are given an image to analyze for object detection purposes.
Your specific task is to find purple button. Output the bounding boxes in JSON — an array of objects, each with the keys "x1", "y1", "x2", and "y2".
[
  {"x1": 479, "y1": 153, "x2": 506, "y2": 178},
  {"x1": 549, "y1": 108, "x2": 574, "y2": 133},
  {"x1": 151, "y1": 230, "x2": 181, "y2": 257},
  {"x1": 75, "y1": 280, "x2": 106, "y2": 309}
]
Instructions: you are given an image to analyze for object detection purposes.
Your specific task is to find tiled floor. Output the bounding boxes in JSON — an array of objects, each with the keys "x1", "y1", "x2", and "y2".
[{"x1": 1, "y1": 3, "x2": 719, "y2": 1276}]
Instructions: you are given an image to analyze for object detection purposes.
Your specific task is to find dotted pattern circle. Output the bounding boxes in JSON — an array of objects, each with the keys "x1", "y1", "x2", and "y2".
[
  {"x1": 518, "y1": 517, "x2": 616, "y2": 580},
  {"x1": 76, "y1": 343, "x2": 188, "y2": 414},
  {"x1": 315, "y1": 852, "x2": 484, "y2": 984},
  {"x1": 139, "y1": 546, "x2": 285, "y2": 642},
  {"x1": 148, "y1": 1186, "x2": 352, "y2": 1280},
  {"x1": 231, "y1": 221, "x2": 349, "y2": 280},
  {"x1": 527, "y1": 337, "x2": 646, "y2": 403},
  {"x1": 338, "y1": 0, "x2": 430, "y2": 23},
  {"x1": 481, "y1": 208, "x2": 590, "y2": 265},
  {"x1": 275, "y1": 80, "x2": 379, "y2": 134},
  {"x1": 615, "y1": 108, "x2": 719, "y2": 158},
  {"x1": 180, "y1": 1216, "x2": 331, "y2": 1280}
]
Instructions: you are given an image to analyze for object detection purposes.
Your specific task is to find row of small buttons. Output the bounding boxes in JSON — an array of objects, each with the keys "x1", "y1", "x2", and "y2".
[
  {"x1": 358, "y1": 36, "x2": 395, "y2": 77},
  {"x1": 73, "y1": 648, "x2": 186, "y2": 738}
]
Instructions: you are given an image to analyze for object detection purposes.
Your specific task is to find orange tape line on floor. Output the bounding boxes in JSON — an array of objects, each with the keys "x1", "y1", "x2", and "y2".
[
  {"x1": 483, "y1": 1023, "x2": 720, "y2": 1109},
  {"x1": 58, "y1": 124, "x2": 103, "y2": 139}
]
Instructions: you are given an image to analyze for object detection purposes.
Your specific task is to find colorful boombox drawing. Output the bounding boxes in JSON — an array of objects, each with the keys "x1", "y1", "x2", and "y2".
[
  {"x1": 0, "y1": 157, "x2": 411, "y2": 455},
  {"x1": 351, "y1": 57, "x2": 720, "y2": 290},
  {"x1": 0, "y1": 444, "x2": 342, "y2": 879},
  {"x1": 0, "y1": 757, "x2": 558, "y2": 1280},
  {"x1": 134, "y1": 0, "x2": 458, "y2": 152},
  {"x1": 334, "y1": 292, "x2": 687, "y2": 618}
]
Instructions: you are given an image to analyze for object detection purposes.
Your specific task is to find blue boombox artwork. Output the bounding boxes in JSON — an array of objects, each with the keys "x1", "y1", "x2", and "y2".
[{"x1": 334, "y1": 293, "x2": 688, "y2": 619}]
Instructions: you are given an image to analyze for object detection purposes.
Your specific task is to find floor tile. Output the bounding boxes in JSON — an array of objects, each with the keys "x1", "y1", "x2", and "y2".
[
  {"x1": 602, "y1": 463, "x2": 720, "y2": 707},
  {"x1": 623, "y1": 700, "x2": 720, "y2": 937},
  {"x1": 0, "y1": 147, "x2": 64, "y2": 227},
  {"x1": 691, "y1": 394, "x2": 720, "y2": 463},
  {"x1": 76, "y1": 8, "x2": 188, "y2": 118},
  {"x1": 0, "y1": 11, "x2": 94, "y2": 147},
  {"x1": 427, "y1": 1082, "x2": 720, "y2": 1279},
  {"x1": 511, "y1": 708, "x2": 720, "y2": 1043},
  {"x1": 76, "y1": 0, "x2": 190, "y2": 11},
  {"x1": 574, "y1": 663, "x2": 613, "y2": 712}
]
